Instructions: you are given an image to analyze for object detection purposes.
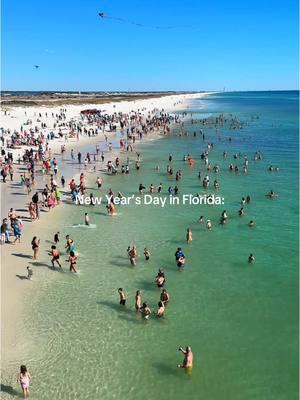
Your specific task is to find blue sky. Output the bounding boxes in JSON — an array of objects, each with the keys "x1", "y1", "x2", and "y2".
[{"x1": 1, "y1": 0, "x2": 299, "y2": 91}]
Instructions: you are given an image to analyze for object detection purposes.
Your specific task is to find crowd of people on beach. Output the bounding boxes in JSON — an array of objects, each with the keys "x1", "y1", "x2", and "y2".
[{"x1": 1, "y1": 102, "x2": 280, "y2": 396}]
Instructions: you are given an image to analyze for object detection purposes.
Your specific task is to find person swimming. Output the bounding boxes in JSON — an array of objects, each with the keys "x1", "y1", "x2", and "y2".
[
  {"x1": 248, "y1": 253, "x2": 255, "y2": 263},
  {"x1": 266, "y1": 190, "x2": 278, "y2": 199}
]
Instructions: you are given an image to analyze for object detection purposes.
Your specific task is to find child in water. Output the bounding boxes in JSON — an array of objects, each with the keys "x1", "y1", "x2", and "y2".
[
  {"x1": 143, "y1": 248, "x2": 150, "y2": 261},
  {"x1": 17, "y1": 365, "x2": 31, "y2": 398}
]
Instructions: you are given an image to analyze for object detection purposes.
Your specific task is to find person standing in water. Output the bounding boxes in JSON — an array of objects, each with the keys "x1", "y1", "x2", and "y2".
[
  {"x1": 140, "y1": 302, "x2": 151, "y2": 319},
  {"x1": 143, "y1": 248, "x2": 150, "y2": 261},
  {"x1": 186, "y1": 228, "x2": 192, "y2": 243},
  {"x1": 128, "y1": 246, "x2": 137, "y2": 266},
  {"x1": 31, "y1": 236, "x2": 40, "y2": 260},
  {"x1": 177, "y1": 346, "x2": 193, "y2": 374},
  {"x1": 156, "y1": 301, "x2": 165, "y2": 317},
  {"x1": 160, "y1": 288, "x2": 170, "y2": 305},
  {"x1": 17, "y1": 365, "x2": 31, "y2": 398},
  {"x1": 85, "y1": 213, "x2": 90, "y2": 226},
  {"x1": 118, "y1": 288, "x2": 126, "y2": 305},
  {"x1": 135, "y1": 290, "x2": 142, "y2": 311},
  {"x1": 69, "y1": 250, "x2": 78, "y2": 272},
  {"x1": 51, "y1": 245, "x2": 62, "y2": 268}
]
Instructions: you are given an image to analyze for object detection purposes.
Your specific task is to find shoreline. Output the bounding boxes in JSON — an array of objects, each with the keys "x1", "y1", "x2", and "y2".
[{"x1": 1, "y1": 92, "x2": 209, "y2": 374}]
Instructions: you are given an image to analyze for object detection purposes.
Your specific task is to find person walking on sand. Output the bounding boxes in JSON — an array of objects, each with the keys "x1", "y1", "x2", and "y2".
[
  {"x1": 31, "y1": 236, "x2": 40, "y2": 260},
  {"x1": 27, "y1": 266, "x2": 33, "y2": 280},
  {"x1": 13, "y1": 223, "x2": 21, "y2": 244},
  {"x1": 17, "y1": 365, "x2": 31, "y2": 398},
  {"x1": 54, "y1": 232, "x2": 60, "y2": 244}
]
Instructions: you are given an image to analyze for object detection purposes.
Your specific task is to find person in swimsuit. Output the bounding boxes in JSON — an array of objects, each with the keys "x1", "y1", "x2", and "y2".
[
  {"x1": 17, "y1": 365, "x2": 31, "y2": 398},
  {"x1": 266, "y1": 190, "x2": 278, "y2": 199},
  {"x1": 135, "y1": 290, "x2": 142, "y2": 311},
  {"x1": 140, "y1": 302, "x2": 151, "y2": 319},
  {"x1": 51, "y1": 245, "x2": 62, "y2": 268},
  {"x1": 85, "y1": 213, "x2": 90, "y2": 226},
  {"x1": 186, "y1": 228, "x2": 192, "y2": 243},
  {"x1": 248, "y1": 253, "x2": 255, "y2": 263},
  {"x1": 96, "y1": 177, "x2": 102, "y2": 188},
  {"x1": 69, "y1": 250, "x2": 78, "y2": 272},
  {"x1": 128, "y1": 246, "x2": 137, "y2": 266},
  {"x1": 177, "y1": 346, "x2": 193, "y2": 374},
  {"x1": 118, "y1": 288, "x2": 126, "y2": 305},
  {"x1": 27, "y1": 266, "x2": 33, "y2": 280},
  {"x1": 155, "y1": 268, "x2": 166, "y2": 287},
  {"x1": 143, "y1": 248, "x2": 150, "y2": 261},
  {"x1": 65, "y1": 235, "x2": 73, "y2": 253},
  {"x1": 31, "y1": 236, "x2": 40, "y2": 260},
  {"x1": 160, "y1": 288, "x2": 170, "y2": 305},
  {"x1": 156, "y1": 301, "x2": 165, "y2": 317},
  {"x1": 54, "y1": 232, "x2": 60, "y2": 244}
]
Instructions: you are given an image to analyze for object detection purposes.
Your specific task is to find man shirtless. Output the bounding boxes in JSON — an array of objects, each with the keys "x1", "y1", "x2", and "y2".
[{"x1": 177, "y1": 346, "x2": 193, "y2": 373}]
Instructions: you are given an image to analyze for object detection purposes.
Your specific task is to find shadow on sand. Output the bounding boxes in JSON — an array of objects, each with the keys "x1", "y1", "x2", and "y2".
[
  {"x1": 11, "y1": 253, "x2": 32, "y2": 259},
  {"x1": 16, "y1": 274, "x2": 29, "y2": 280},
  {"x1": 0, "y1": 383, "x2": 20, "y2": 397}
]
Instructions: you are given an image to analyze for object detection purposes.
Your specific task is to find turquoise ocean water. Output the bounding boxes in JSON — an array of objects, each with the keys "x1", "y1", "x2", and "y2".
[{"x1": 4, "y1": 92, "x2": 299, "y2": 399}]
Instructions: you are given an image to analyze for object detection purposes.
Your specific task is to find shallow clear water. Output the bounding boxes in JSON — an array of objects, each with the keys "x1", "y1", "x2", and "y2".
[{"x1": 4, "y1": 92, "x2": 299, "y2": 399}]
